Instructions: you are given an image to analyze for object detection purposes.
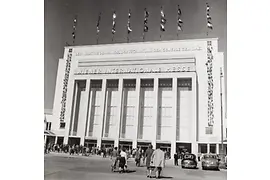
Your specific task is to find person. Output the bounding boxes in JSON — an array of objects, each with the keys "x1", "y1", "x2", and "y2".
[
  {"x1": 145, "y1": 144, "x2": 154, "y2": 178},
  {"x1": 119, "y1": 148, "x2": 127, "y2": 173},
  {"x1": 111, "y1": 147, "x2": 119, "y2": 171},
  {"x1": 174, "y1": 153, "x2": 178, "y2": 166},
  {"x1": 135, "y1": 148, "x2": 142, "y2": 167},
  {"x1": 151, "y1": 145, "x2": 165, "y2": 179}
]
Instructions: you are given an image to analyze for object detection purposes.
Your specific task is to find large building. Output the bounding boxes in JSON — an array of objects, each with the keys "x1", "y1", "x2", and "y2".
[{"x1": 45, "y1": 38, "x2": 227, "y2": 158}]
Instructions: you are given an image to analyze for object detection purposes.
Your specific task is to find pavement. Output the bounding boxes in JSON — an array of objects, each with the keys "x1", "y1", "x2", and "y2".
[{"x1": 44, "y1": 152, "x2": 227, "y2": 180}]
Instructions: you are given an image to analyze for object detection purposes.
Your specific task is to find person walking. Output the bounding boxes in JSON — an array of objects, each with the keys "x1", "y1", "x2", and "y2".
[
  {"x1": 111, "y1": 147, "x2": 119, "y2": 171},
  {"x1": 145, "y1": 144, "x2": 155, "y2": 178},
  {"x1": 119, "y1": 148, "x2": 127, "y2": 173},
  {"x1": 151, "y1": 145, "x2": 165, "y2": 179},
  {"x1": 174, "y1": 153, "x2": 179, "y2": 166},
  {"x1": 135, "y1": 148, "x2": 142, "y2": 167}
]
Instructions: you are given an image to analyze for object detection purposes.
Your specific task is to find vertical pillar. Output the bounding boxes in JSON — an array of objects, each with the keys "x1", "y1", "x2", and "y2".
[
  {"x1": 115, "y1": 78, "x2": 123, "y2": 148},
  {"x1": 44, "y1": 135, "x2": 47, "y2": 145},
  {"x1": 79, "y1": 79, "x2": 91, "y2": 146},
  {"x1": 133, "y1": 78, "x2": 141, "y2": 149},
  {"x1": 54, "y1": 136, "x2": 58, "y2": 145},
  {"x1": 97, "y1": 79, "x2": 107, "y2": 148},
  {"x1": 85, "y1": 81, "x2": 93, "y2": 137},
  {"x1": 207, "y1": 143, "x2": 210, "y2": 154},
  {"x1": 171, "y1": 77, "x2": 177, "y2": 159},
  {"x1": 152, "y1": 78, "x2": 159, "y2": 149},
  {"x1": 216, "y1": 144, "x2": 220, "y2": 154},
  {"x1": 191, "y1": 73, "x2": 198, "y2": 155},
  {"x1": 70, "y1": 82, "x2": 79, "y2": 136},
  {"x1": 64, "y1": 80, "x2": 76, "y2": 144}
]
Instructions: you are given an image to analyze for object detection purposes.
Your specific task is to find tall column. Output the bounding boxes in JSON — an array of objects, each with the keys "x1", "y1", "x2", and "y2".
[
  {"x1": 64, "y1": 80, "x2": 76, "y2": 144},
  {"x1": 44, "y1": 135, "x2": 47, "y2": 145},
  {"x1": 170, "y1": 77, "x2": 177, "y2": 159},
  {"x1": 54, "y1": 136, "x2": 58, "y2": 145},
  {"x1": 70, "y1": 82, "x2": 79, "y2": 136},
  {"x1": 97, "y1": 79, "x2": 107, "y2": 148},
  {"x1": 207, "y1": 143, "x2": 210, "y2": 154},
  {"x1": 133, "y1": 78, "x2": 141, "y2": 149},
  {"x1": 216, "y1": 144, "x2": 220, "y2": 154},
  {"x1": 115, "y1": 78, "x2": 123, "y2": 148},
  {"x1": 85, "y1": 82, "x2": 93, "y2": 137},
  {"x1": 152, "y1": 78, "x2": 159, "y2": 149},
  {"x1": 80, "y1": 79, "x2": 91, "y2": 146},
  {"x1": 191, "y1": 73, "x2": 198, "y2": 155}
]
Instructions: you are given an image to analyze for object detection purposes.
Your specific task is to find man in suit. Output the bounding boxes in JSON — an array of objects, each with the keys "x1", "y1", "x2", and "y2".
[{"x1": 151, "y1": 144, "x2": 165, "y2": 179}]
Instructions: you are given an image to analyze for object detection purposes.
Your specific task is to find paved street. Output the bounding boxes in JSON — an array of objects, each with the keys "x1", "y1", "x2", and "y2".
[{"x1": 45, "y1": 153, "x2": 226, "y2": 180}]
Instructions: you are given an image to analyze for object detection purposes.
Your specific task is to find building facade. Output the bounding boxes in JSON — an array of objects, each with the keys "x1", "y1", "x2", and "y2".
[{"x1": 48, "y1": 38, "x2": 227, "y2": 158}]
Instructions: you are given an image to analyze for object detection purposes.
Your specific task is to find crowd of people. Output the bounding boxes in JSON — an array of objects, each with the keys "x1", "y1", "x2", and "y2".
[
  {"x1": 45, "y1": 142, "x2": 167, "y2": 178},
  {"x1": 110, "y1": 144, "x2": 166, "y2": 179}
]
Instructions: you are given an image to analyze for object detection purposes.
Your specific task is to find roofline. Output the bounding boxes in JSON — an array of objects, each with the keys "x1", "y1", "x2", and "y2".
[{"x1": 64, "y1": 38, "x2": 219, "y2": 49}]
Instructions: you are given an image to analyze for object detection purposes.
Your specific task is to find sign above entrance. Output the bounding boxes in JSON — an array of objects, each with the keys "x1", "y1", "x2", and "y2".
[
  {"x1": 75, "y1": 46, "x2": 203, "y2": 57},
  {"x1": 74, "y1": 64, "x2": 195, "y2": 75}
]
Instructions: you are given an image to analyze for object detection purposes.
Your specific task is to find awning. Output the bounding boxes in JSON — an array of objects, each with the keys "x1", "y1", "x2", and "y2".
[{"x1": 44, "y1": 130, "x2": 55, "y2": 136}]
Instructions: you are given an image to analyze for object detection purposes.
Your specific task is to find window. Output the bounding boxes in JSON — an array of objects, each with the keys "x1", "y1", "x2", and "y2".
[
  {"x1": 46, "y1": 122, "x2": 52, "y2": 130},
  {"x1": 60, "y1": 122, "x2": 65, "y2": 129},
  {"x1": 205, "y1": 126, "x2": 213, "y2": 135}
]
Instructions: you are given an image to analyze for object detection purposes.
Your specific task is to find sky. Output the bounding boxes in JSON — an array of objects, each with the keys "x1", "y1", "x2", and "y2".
[{"x1": 44, "y1": 0, "x2": 227, "y2": 110}]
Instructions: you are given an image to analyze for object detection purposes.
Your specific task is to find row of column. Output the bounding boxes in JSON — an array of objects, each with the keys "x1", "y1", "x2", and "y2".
[{"x1": 63, "y1": 75, "x2": 197, "y2": 159}]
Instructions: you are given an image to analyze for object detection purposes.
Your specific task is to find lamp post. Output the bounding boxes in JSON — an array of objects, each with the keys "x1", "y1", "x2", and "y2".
[{"x1": 220, "y1": 67, "x2": 224, "y2": 155}]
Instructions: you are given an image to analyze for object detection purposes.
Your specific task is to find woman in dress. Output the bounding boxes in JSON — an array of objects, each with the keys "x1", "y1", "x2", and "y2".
[{"x1": 145, "y1": 144, "x2": 154, "y2": 178}]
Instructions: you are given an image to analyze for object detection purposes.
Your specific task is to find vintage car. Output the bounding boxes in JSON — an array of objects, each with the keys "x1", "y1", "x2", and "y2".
[
  {"x1": 217, "y1": 154, "x2": 227, "y2": 169},
  {"x1": 181, "y1": 153, "x2": 197, "y2": 169},
  {"x1": 201, "y1": 154, "x2": 219, "y2": 170}
]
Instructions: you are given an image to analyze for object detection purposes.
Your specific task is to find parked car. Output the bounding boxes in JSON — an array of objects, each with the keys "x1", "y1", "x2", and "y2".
[
  {"x1": 201, "y1": 154, "x2": 219, "y2": 170},
  {"x1": 181, "y1": 153, "x2": 197, "y2": 169},
  {"x1": 217, "y1": 154, "x2": 227, "y2": 169}
]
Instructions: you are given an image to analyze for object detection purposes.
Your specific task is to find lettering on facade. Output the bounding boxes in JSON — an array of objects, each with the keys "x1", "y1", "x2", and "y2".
[
  {"x1": 59, "y1": 48, "x2": 73, "y2": 122},
  {"x1": 75, "y1": 46, "x2": 203, "y2": 57},
  {"x1": 206, "y1": 41, "x2": 214, "y2": 126},
  {"x1": 74, "y1": 65, "x2": 194, "y2": 75}
]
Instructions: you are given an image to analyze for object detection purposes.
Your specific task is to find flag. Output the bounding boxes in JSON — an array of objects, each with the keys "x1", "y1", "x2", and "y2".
[
  {"x1": 206, "y1": 3, "x2": 213, "y2": 30},
  {"x1": 127, "y1": 9, "x2": 132, "y2": 34},
  {"x1": 72, "y1": 15, "x2": 77, "y2": 45},
  {"x1": 97, "y1": 12, "x2": 101, "y2": 34},
  {"x1": 144, "y1": 8, "x2": 149, "y2": 32},
  {"x1": 177, "y1": 5, "x2": 183, "y2": 31},
  {"x1": 112, "y1": 11, "x2": 116, "y2": 34},
  {"x1": 160, "y1": 6, "x2": 166, "y2": 31}
]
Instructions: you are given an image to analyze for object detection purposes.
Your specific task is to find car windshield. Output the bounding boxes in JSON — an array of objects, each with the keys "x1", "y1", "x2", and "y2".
[
  {"x1": 204, "y1": 154, "x2": 217, "y2": 159},
  {"x1": 183, "y1": 154, "x2": 196, "y2": 159}
]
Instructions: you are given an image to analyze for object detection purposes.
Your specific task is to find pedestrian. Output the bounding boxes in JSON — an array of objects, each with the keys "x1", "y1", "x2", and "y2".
[
  {"x1": 135, "y1": 148, "x2": 142, "y2": 167},
  {"x1": 111, "y1": 147, "x2": 119, "y2": 171},
  {"x1": 145, "y1": 144, "x2": 155, "y2": 178},
  {"x1": 119, "y1": 148, "x2": 127, "y2": 173},
  {"x1": 174, "y1": 153, "x2": 178, "y2": 166},
  {"x1": 151, "y1": 145, "x2": 165, "y2": 179}
]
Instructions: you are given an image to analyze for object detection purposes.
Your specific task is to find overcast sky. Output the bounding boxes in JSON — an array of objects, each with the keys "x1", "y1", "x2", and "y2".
[{"x1": 45, "y1": 0, "x2": 227, "y2": 110}]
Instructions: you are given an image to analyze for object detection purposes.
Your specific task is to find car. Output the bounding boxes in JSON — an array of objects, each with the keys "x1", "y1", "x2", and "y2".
[
  {"x1": 201, "y1": 154, "x2": 219, "y2": 170},
  {"x1": 217, "y1": 154, "x2": 227, "y2": 169},
  {"x1": 181, "y1": 153, "x2": 198, "y2": 169}
]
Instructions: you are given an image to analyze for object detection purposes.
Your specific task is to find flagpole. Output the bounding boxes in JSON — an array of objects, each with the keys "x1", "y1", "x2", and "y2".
[{"x1": 220, "y1": 67, "x2": 224, "y2": 155}]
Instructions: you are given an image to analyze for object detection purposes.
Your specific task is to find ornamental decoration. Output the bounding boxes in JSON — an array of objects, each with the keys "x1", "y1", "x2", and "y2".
[
  {"x1": 59, "y1": 48, "x2": 73, "y2": 122},
  {"x1": 206, "y1": 41, "x2": 214, "y2": 126}
]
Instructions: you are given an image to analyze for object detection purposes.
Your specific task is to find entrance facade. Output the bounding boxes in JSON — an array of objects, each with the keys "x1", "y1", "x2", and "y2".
[{"x1": 50, "y1": 39, "x2": 227, "y2": 158}]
